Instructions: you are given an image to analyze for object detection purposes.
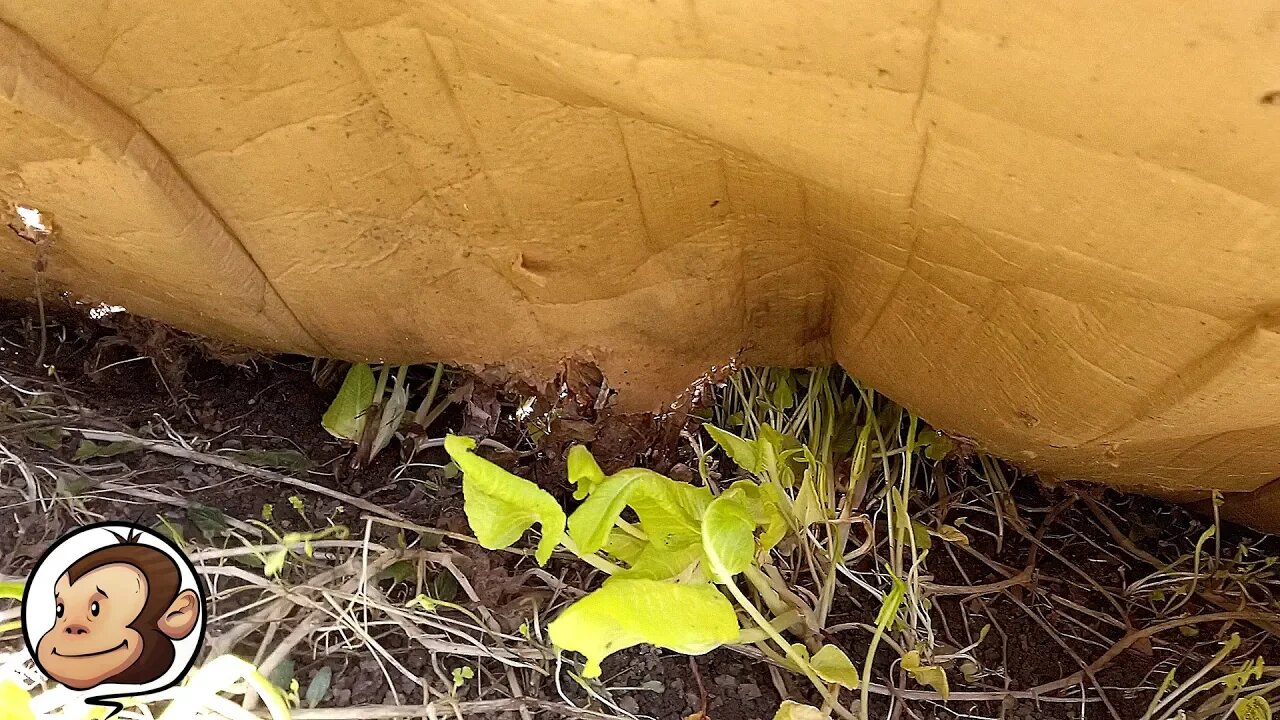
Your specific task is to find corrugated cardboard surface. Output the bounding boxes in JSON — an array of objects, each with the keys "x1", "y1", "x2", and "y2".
[{"x1": 1, "y1": 2, "x2": 1278, "y2": 524}]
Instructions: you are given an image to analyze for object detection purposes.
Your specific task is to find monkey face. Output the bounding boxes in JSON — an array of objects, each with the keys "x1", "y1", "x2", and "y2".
[{"x1": 37, "y1": 563, "x2": 148, "y2": 689}]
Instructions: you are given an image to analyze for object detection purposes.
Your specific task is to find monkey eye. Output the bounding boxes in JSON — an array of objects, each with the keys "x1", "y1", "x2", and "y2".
[
  {"x1": 90, "y1": 601, "x2": 100, "y2": 618},
  {"x1": 55, "y1": 603, "x2": 64, "y2": 618}
]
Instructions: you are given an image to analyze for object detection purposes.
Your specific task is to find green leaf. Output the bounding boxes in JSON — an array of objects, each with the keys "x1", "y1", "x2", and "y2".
[
  {"x1": 603, "y1": 528, "x2": 647, "y2": 564},
  {"x1": 1236, "y1": 695, "x2": 1273, "y2": 720},
  {"x1": 728, "y1": 480, "x2": 788, "y2": 553},
  {"x1": 228, "y1": 448, "x2": 311, "y2": 472},
  {"x1": 924, "y1": 433, "x2": 955, "y2": 461},
  {"x1": 304, "y1": 666, "x2": 331, "y2": 708},
  {"x1": 773, "y1": 701, "x2": 827, "y2": 720},
  {"x1": 811, "y1": 644, "x2": 860, "y2": 689},
  {"x1": 567, "y1": 468, "x2": 710, "y2": 556},
  {"x1": 793, "y1": 473, "x2": 825, "y2": 527},
  {"x1": 25, "y1": 427, "x2": 65, "y2": 449},
  {"x1": 902, "y1": 650, "x2": 949, "y2": 700},
  {"x1": 375, "y1": 560, "x2": 417, "y2": 585},
  {"x1": 445, "y1": 435, "x2": 565, "y2": 565},
  {"x1": 188, "y1": 503, "x2": 229, "y2": 542},
  {"x1": 619, "y1": 543, "x2": 706, "y2": 582},
  {"x1": 74, "y1": 439, "x2": 139, "y2": 461},
  {"x1": 450, "y1": 665, "x2": 473, "y2": 691},
  {"x1": 701, "y1": 493, "x2": 757, "y2": 579},
  {"x1": 547, "y1": 578, "x2": 739, "y2": 678},
  {"x1": 322, "y1": 363, "x2": 376, "y2": 442},
  {"x1": 567, "y1": 445, "x2": 606, "y2": 500},
  {"x1": 706, "y1": 424, "x2": 761, "y2": 474},
  {"x1": 771, "y1": 374, "x2": 795, "y2": 410},
  {"x1": 266, "y1": 658, "x2": 295, "y2": 692},
  {"x1": 910, "y1": 520, "x2": 934, "y2": 551},
  {"x1": 934, "y1": 524, "x2": 969, "y2": 545}
]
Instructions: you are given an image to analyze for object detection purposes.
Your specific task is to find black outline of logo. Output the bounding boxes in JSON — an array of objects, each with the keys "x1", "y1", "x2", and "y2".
[{"x1": 21, "y1": 521, "x2": 208, "y2": 718}]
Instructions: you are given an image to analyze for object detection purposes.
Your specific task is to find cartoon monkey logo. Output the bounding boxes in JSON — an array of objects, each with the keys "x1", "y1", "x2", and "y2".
[{"x1": 22, "y1": 522, "x2": 206, "y2": 714}]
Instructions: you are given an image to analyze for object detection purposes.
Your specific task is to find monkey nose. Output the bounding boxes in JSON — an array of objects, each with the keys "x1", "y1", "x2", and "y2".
[{"x1": 63, "y1": 624, "x2": 89, "y2": 635}]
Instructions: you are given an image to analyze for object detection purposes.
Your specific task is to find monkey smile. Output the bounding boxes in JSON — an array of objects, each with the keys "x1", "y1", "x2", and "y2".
[{"x1": 52, "y1": 639, "x2": 128, "y2": 658}]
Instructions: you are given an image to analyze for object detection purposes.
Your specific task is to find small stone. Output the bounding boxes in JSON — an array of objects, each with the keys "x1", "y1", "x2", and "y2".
[
  {"x1": 221, "y1": 439, "x2": 243, "y2": 450},
  {"x1": 738, "y1": 683, "x2": 761, "y2": 700},
  {"x1": 618, "y1": 696, "x2": 640, "y2": 714},
  {"x1": 714, "y1": 674, "x2": 736, "y2": 688}
]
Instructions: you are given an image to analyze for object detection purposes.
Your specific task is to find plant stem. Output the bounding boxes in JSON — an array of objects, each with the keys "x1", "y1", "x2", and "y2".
[
  {"x1": 413, "y1": 363, "x2": 445, "y2": 427},
  {"x1": 557, "y1": 534, "x2": 625, "y2": 575}
]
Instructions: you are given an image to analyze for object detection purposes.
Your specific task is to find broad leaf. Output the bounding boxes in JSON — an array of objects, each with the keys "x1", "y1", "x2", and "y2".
[
  {"x1": 811, "y1": 644, "x2": 859, "y2": 688},
  {"x1": 266, "y1": 658, "x2": 295, "y2": 691},
  {"x1": 547, "y1": 578, "x2": 738, "y2": 678},
  {"x1": 567, "y1": 445, "x2": 606, "y2": 500},
  {"x1": 228, "y1": 448, "x2": 311, "y2": 472},
  {"x1": 304, "y1": 666, "x2": 332, "y2": 708},
  {"x1": 706, "y1": 425, "x2": 761, "y2": 474},
  {"x1": 322, "y1": 363, "x2": 376, "y2": 442},
  {"x1": 603, "y1": 528, "x2": 646, "y2": 564},
  {"x1": 567, "y1": 469, "x2": 710, "y2": 555},
  {"x1": 773, "y1": 701, "x2": 827, "y2": 720},
  {"x1": 934, "y1": 524, "x2": 969, "y2": 546},
  {"x1": 793, "y1": 473, "x2": 825, "y2": 527},
  {"x1": 910, "y1": 520, "x2": 934, "y2": 551},
  {"x1": 74, "y1": 439, "x2": 139, "y2": 461},
  {"x1": 445, "y1": 435, "x2": 565, "y2": 565},
  {"x1": 902, "y1": 650, "x2": 950, "y2": 700},
  {"x1": 617, "y1": 542, "x2": 706, "y2": 582},
  {"x1": 701, "y1": 493, "x2": 756, "y2": 579}
]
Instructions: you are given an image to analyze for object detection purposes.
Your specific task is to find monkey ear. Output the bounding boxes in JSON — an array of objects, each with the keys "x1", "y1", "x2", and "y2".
[{"x1": 158, "y1": 590, "x2": 200, "y2": 640}]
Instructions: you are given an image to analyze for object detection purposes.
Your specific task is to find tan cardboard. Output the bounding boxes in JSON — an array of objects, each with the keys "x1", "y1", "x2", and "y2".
[{"x1": 0, "y1": 2, "x2": 1277, "y2": 524}]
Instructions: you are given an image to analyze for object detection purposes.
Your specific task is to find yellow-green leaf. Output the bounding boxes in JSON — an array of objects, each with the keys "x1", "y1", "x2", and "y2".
[
  {"x1": 322, "y1": 363, "x2": 376, "y2": 442},
  {"x1": 445, "y1": 435, "x2": 566, "y2": 565},
  {"x1": 811, "y1": 644, "x2": 860, "y2": 689},
  {"x1": 910, "y1": 520, "x2": 933, "y2": 551},
  {"x1": 902, "y1": 650, "x2": 950, "y2": 700},
  {"x1": 1235, "y1": 695, "x2": 1273, "y2": 720},
  {"x1": 547, "y1": 578, "x2": 739, "y2": 678},
  {"x1": 568, "y1": 469, "x2": 710, "y2": 555},
  {"x1": 706, "y1": 424, "x2": 761, "y2": 474},
  {"x1": 773, "y1": 700, "x2": 828, "y2": 720},
  {"x1": 701, "y1": 493, "x2": 757, "y2": 579},
  {"x1": 567, "y1": 445, "x2": 606, "y2": 500},
  {"x1": 793, "y1": 474, "x2": 825, "y2": 527},
  {"x1": 934, "y1": 524, "x2": 969, "y2": 545}
]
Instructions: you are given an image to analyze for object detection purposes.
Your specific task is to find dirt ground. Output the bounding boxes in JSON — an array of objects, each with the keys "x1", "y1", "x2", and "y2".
[{"x1": 1, "y1": 298, "x2": 1278, "y2": 720}]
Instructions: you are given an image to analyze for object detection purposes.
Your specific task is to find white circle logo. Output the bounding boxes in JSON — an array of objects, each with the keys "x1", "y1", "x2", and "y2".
[{"x1": 21, "y1": 522, "x2": 206, "y2": 715}]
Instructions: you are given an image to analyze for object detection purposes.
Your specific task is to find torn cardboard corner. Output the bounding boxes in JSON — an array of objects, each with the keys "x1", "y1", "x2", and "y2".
[{"x1": 1, "y1": 3, "x2": 1279, "y2": 527}]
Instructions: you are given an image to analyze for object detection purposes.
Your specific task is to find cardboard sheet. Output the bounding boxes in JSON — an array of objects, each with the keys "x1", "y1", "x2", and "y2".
[{"x1": 1, "y1": 2, "x2": 1278, "y2": 525}]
